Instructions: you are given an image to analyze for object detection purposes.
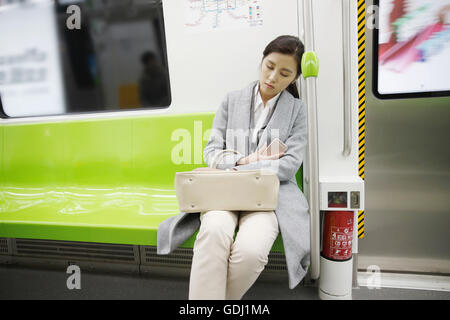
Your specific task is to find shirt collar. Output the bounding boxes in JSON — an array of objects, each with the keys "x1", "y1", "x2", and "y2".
[{"x1": 254, "y1": 82, "x2": 281, "y2": 110}]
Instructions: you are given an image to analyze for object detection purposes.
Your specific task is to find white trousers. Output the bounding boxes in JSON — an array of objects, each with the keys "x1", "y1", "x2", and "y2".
[{"x1": 188, "y1": 210, "x2": 279, "y2": 300}]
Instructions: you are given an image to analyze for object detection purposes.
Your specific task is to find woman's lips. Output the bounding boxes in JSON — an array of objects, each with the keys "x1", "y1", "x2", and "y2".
[{"x1": 265, "y1": 83, "x2": 274, "y2": 89}]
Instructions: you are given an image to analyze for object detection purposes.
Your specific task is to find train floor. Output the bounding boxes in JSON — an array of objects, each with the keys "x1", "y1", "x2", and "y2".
[{"x1": 0, "y1": 264, "x2": 449, "y2": 300}]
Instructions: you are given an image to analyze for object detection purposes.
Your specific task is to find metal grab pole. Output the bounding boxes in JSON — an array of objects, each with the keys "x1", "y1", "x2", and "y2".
[
  {"x1": 302, "y1": 0, "x2": 320, "y2": 280},
  {"x1": 342, "y1": 0, "x2": 352, "y2": 157}
]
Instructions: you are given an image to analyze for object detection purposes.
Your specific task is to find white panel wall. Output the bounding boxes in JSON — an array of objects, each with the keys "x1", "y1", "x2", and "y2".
[
  {"x1": 312, "y1": 0, "x2": 360, "y2": 178},
  {"x1": 162, "y1": 0, "x2": 300, "y2": 114}
]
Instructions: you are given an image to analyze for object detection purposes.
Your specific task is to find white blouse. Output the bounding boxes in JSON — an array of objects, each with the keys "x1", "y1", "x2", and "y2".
[{"x1": 251, "y1": 82, "x2": 282, "y2": 146}]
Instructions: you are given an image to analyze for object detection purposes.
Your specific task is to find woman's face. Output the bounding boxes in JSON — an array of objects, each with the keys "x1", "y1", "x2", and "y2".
[{"x1": 259, "y1": 52, "x2": 298, "y2": 100}]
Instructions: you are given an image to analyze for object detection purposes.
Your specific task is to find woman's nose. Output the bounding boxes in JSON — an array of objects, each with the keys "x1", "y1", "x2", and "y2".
[{"x1": 268, "y1": 71, "x2": 277, "y2": 82}]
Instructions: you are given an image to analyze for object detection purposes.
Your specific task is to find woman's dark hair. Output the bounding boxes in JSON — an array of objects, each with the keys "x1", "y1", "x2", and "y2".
[{"x1": 261, "y1": 35, "x2": 304, "y2": 99}]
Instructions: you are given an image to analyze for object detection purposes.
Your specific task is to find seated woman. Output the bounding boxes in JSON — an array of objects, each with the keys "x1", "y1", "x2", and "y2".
[{"x1": 157, "y1": 35, "x2": 310, "y2": 300}]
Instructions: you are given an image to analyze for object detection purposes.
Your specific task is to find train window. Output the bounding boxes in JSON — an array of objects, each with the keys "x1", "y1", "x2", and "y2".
[
  {"x1": 373, "y1": 0, "x2": 450, "y2": 99},
  {"x1": 0, "y1": 0, "x2": 171, "y2": 118}
]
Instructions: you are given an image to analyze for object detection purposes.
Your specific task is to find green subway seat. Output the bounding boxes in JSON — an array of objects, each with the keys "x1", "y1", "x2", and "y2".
[{"x1": 0, "y1": 113, "x2": 303, "y2": 253}]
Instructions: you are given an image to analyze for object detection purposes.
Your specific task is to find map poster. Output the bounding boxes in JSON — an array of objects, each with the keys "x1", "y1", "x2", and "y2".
[{"x1": 184, "y1": 0, "x2": 263, "y2": 34}]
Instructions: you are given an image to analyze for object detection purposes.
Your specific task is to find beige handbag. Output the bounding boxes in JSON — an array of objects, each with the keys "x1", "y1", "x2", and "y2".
[{"x1": 174, "y1": 149, "x2": 280, "y2": 213}]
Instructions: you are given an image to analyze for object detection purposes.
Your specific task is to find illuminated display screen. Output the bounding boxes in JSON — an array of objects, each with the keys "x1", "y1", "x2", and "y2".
[
  {"x1": 0, "y1": 1, "x2": 65, "y2": 117},
  {"x1": 373, "y1": 0, "x2": 450, "y2": 99}
]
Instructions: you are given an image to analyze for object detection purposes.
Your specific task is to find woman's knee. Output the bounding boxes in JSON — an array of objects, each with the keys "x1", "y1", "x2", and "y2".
[{"x1": 229, "y1": 243, "x2": 270, "y2": 271}]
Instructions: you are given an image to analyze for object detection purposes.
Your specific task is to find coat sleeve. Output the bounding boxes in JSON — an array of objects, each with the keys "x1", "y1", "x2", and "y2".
[
  {"x1": 203, "y1": 93, "x2": 246, "y2": 169},
  {"x1": 233, "y1": 99, "x2": 307, "y2": 182}
]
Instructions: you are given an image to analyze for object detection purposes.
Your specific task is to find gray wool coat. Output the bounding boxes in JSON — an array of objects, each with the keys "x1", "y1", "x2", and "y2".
[{"x1": 157, "y1": 80, "x2": 310, "y2": 290}]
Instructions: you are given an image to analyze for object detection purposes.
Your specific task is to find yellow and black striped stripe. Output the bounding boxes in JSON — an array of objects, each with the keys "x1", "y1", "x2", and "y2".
[{"x1": 357, "y1": 0, "x2": 365, "y2": 239}]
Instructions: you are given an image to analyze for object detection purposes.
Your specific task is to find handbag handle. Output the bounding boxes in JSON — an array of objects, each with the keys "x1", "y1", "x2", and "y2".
[{"x1": 211, "y1": 149, "x2": 242, "y2": 169}]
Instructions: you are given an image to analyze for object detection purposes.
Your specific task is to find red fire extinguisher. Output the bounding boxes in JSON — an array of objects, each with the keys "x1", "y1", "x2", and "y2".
[{"x1": 322, "y1": 195, "x2": 354, "y2": 261}]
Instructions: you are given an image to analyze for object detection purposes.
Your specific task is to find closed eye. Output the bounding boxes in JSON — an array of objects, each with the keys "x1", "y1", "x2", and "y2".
[{"x1": 267, "y1": 65, "x2": 289, "y2": 77}]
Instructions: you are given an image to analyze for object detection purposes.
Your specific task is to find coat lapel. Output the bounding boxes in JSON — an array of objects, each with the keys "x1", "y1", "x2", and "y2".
[
  {"x1": 254, "y1": 83, "x2": 295, "y2": 150},
  {"x1": 233, "y1": 81, "x2": 256, "y2": 155}
]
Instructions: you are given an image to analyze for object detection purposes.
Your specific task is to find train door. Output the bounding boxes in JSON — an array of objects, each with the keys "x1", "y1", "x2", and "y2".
[{"x1": 359, "y1": 0, "x2": 450, "y2": 275}]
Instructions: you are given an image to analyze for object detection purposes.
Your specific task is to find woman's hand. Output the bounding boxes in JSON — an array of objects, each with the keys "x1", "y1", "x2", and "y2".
[{"x1": 236, "y1": 143, "x2": 285, "y2": 165}]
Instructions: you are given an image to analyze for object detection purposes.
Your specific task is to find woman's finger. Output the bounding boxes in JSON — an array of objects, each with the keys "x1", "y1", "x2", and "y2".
[{"x1": 263, "y1": 152, "x2": 285, "y2": 160}]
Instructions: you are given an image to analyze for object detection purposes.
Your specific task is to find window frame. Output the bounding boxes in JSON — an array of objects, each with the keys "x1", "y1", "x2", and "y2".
[{"x1": 0, "y1": 0, "x2": 172, "y2": 120}]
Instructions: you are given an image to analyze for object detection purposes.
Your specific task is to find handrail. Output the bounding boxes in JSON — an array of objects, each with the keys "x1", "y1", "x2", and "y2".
[
  {"x1": 302, "y1": 0, "x2": 320, "y2": 280},
  {"x1": 342, "y1": 0, "x2": 352, "y2": 157}
]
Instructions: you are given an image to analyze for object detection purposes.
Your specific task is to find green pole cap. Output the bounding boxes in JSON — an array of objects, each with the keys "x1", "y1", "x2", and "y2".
[{"x1": 301, "y1": 51, "x2": 319, "y2": 78}]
